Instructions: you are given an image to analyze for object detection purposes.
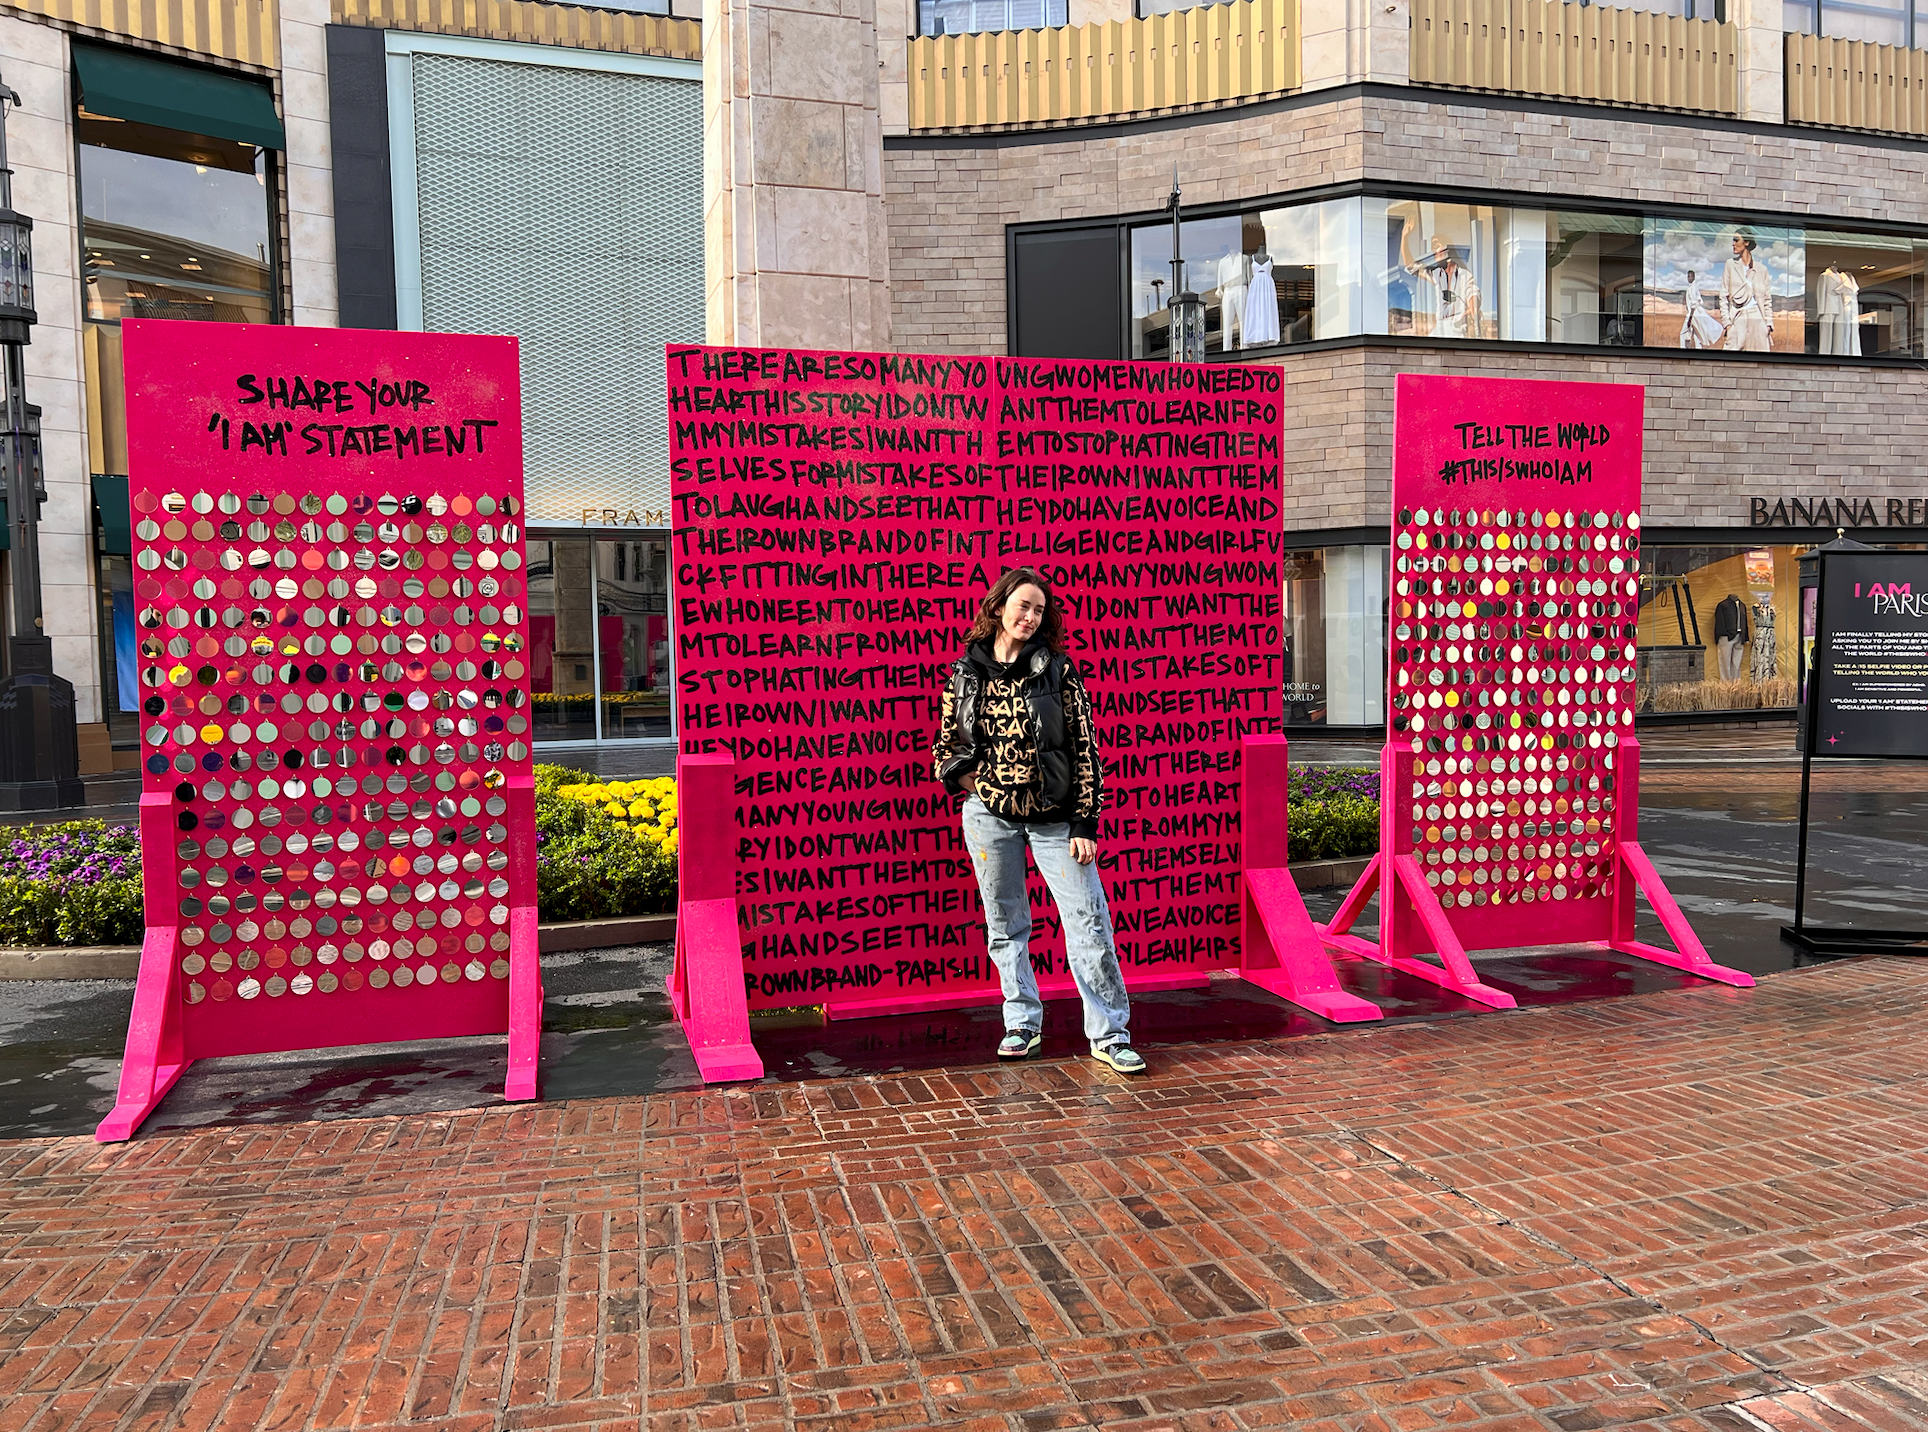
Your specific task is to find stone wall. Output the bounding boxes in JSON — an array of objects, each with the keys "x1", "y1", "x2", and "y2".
[
  {"x1": 884, "y1": 92, "x2": 1928, "y2": 356},
  {"x1": 885, "y1": 92, "x2": 1928, "y2": 532},
  {"x1": 1269, "y1": 345, "x2": 1928, "y2": 532}
]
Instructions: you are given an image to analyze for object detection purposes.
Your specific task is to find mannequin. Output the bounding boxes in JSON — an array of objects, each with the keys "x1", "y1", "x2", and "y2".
[
  {"x1": 1714, "y1": 593, "x2": 1750, "y2": 681},
  {"x1": 1835, "y1": 268, "x2": 1861, "y2": 355},
  {"x1": 1818, "y1": 265, "x2": 1858, "y2": 356},
  {"x1": 1217, "y1": 249, "x2": 1248, "y2": 352},
  {"x1": 1243, "y1": 246, "x2": 1280, "y2": 348},
  {"x1": 1751, "y1": 599, "x2": 1777, "y2": 683}
]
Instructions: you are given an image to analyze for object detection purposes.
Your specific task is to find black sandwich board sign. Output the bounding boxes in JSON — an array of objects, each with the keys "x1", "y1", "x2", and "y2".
[{"x1": 1784, "y1": 548, "x2": 1928, "y2": 955}]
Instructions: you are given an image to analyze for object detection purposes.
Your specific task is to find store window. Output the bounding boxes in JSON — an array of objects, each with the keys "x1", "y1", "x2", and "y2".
[
  {"x1": 1786, "y1": 0, "x2": 1915, "y2": 44},
  {"x1": 525, "y1": 537, "x2": 672, "y2": 743},
  {"x1": 918, "y1": 0, "x2": 1067, "y2": 34},
  {"x1": 1113, "y1": 192, "x2": 1928, "y2": 359},
  {"x1": 1281, "y1": 546, "x2": 1389, "y2": 727},
  {"x1": 1635, "y1": 545, "x2": 1803, "y2": 715},
  {"x1": 74, "y1": 44, "x2": 283, "y2": 756},
  {"x1": 76, "y1": 47, "x2": 279, "y2": 326},
  {"x1": 1804, "y1": 230, "x2": 1926, "y2": 357},
  {"x1": 596, "y1": 538, "x2": 671, "y2": 739}
]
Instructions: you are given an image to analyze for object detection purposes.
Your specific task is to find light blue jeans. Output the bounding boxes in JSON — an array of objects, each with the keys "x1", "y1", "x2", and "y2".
[{"x1": 962, "y1": 796, "x2": 1131, "y2": 1050}]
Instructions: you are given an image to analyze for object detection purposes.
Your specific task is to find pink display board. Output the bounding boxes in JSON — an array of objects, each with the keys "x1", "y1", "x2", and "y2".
[
  {"x1": 1318, "y1": 375, "x2": 1752, "y2": 998},
  {"x1": 98, "y1": 320, "x2": 544, "y2": 1141},
  {"x1": 669, "y1": 345, "x2": 1289, "y2": 1017}
]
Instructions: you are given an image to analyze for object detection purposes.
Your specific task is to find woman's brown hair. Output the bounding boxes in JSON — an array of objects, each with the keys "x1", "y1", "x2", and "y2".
[{"x1": 966, "y1": 567, "x2": 1064, "y2": 651}]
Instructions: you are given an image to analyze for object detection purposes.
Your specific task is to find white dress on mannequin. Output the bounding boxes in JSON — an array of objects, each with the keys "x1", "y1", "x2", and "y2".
[{"x1": 1243, "y1": 257, "x2": 1280, "y2": 347}]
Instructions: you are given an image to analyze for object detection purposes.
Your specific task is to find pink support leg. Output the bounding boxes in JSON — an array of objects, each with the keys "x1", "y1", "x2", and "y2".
[
  {"x1": 1234, "y1": 736, "x2": 1382, "y2": 1022},
  {"x1": 669, "y1": 753, "x2": 763, "y2": 1082},
  {"x1": 1314, "y1": 744, "x2": 1516, "y2": 1009},
  {"x1": 504, "y1": 904, "x2": 544, "y2": 1101},
  {"x1": 96, "y1": 927, "x2": 190, "y2": 1143},
  {"x1": 1607, "y1": 737, "x2": 1754, "y2": 987}
]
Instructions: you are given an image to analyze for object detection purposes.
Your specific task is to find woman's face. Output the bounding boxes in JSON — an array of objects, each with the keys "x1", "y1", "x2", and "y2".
[{"x1": 1001, "y1": 584, "x2": 1047, "y2": 645}]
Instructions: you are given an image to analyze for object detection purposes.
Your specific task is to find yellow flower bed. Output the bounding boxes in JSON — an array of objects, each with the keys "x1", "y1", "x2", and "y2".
[{"x1": 553, "y1": 776, "x2": 679, "y2": 856}]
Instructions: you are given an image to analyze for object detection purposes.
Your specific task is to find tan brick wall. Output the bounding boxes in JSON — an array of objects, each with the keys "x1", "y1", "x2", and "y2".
[
  {"x1": 885, "y1": 92, "x2": 1928, "y2": 355},
  {"x1": 1271, "y1": 345, "x2": 1928, "y2": 531},
  {"x1": 886, "y1": 92, "x2": 1928, "y2": 531}
]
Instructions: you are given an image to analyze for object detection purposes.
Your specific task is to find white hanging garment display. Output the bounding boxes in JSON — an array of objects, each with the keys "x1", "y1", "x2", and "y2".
[{"x1": 1243, "y1": 257, "x2": 1280, "y2": 347}]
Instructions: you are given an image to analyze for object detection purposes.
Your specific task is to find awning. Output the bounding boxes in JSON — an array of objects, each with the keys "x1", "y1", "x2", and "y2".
[
  {"x1": 92, "y1": 473, "x2": 129, "y2": 556},
  {"x1": 73, "y1": 43, "x2": 285, "y2": 151}
]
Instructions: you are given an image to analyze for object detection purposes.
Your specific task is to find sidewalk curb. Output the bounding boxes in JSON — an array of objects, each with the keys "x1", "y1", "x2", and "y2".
[{"x1": 0, "y1": 859, "x2": 1370, "y2": 978}]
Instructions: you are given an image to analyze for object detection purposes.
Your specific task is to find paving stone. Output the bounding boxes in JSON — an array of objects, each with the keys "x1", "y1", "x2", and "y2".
[{"x1": 1, "y1": 962, "x2": 1926, "y2": 1426}]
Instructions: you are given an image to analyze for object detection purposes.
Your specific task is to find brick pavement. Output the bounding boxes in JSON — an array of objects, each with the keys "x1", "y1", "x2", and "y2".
[{"x1": 1, "y1": 960, "x2": 1926, "y2": 1430}]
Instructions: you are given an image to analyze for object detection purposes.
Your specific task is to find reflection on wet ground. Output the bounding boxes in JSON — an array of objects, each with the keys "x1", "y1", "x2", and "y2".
[{"x1": 7, "y1": 735, "x2": 1928, "y2": 1140}]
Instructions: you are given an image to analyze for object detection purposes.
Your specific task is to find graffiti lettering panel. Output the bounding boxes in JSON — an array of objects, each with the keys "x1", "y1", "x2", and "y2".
[{"x1": 669, "y1": 346, "x2": 1283, "y2": 1011}]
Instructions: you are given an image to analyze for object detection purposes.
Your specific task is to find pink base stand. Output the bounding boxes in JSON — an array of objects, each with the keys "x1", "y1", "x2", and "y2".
[
  {"x1": 1235, "y1": 736, "x2": 1383, "y2": 1022},
  {"x1": 666, "y1": 755, "x2": 764, "y2": 1082},
  {"x1": 1316, "y1": 738, "x2": 1752, "y2": 1004},
  {"x1": 98, "y1": 782, "x2": 548, "y2": 1143},
  {"x1": 96, "y1": 923, "x2": 191, "y2": 1143}
]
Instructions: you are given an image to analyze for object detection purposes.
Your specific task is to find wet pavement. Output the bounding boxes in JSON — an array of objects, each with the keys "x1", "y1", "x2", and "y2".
[{"x1": 4, "y1": 726, "x2": 1925, "y2": 1142}]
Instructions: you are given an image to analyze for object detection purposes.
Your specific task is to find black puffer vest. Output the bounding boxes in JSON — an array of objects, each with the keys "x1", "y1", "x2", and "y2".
[{"x1": 938, "y1": 642, "x2": 1072, "y2": 807}]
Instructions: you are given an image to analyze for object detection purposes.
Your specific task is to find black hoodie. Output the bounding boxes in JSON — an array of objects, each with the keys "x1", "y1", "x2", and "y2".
[{"x1": 931, "y1": 638, "x2": 1106, "y2": 840}]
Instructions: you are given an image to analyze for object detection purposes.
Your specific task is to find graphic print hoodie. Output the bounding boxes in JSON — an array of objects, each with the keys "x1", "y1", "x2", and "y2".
[{"x1": 931, "y1": 638, "x2": 1107, "y2": 840}]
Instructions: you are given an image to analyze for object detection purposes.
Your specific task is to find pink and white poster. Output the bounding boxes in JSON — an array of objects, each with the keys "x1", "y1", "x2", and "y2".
[
  {"x1": 100, "y1": 320, "x2": 542, "y2": 1140},
  {"x1": 668, "y1": 346, "x2": 1285, "y2": 1014},
  {"x1": 1386, "y1": 373, "x2": 1644, "y2": 948}
]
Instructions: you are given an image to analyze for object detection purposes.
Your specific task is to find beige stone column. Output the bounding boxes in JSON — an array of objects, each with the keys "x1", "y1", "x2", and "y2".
[
  {"x1": 280, "y1": 0, "x2": 339, "y2": 325},
  {"x1": 1300, "y1": 0, "x2": 1408, "y2": 89},
  {"x1": 0, "y1": 15, "x2": 98, "y2": 722},
  {"x1": 1730, "y1": 0, "x2": 1784, "y2": 124},
  {"x1": 706, "y1": 0, "x2": 892, "y2": 349},
  {"x1": 878, "y1": 0, "x2": 911, "y2": 136}
]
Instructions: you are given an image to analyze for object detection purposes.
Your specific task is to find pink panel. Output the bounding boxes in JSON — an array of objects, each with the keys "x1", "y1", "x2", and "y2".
[
  {"x1": 1386, "y1": 374, "x2": 1645, "y2": 957},
  {"x1": 668, "y1": 345, "x2": 1285, "y2": 1016},
  {"x1": 102, "y1": 319, "x2": 540, "y2": 1135}
]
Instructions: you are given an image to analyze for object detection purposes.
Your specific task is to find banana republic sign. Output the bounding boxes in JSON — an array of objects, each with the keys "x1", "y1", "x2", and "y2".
[{"x1": 1750, "y1": 495, "x2": 1928, "y2": 529}]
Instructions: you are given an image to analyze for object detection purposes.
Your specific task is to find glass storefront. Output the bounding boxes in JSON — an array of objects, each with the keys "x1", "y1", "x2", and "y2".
[
  {"x1": 79, "y1": 114, "x2": 276, "y2": 326},
  {"x1": 526, "y1": 536, "x2": 671, "y2": 743},
  {"x1": 1279, "y1": 541, "x2": 1824, "y2": 726},
  {"x1": 1281, "y1": 546, "x2": 1389, "y2": 727},
  {"x1": 1126, "y1": 190, "x2": 1928, "y2": 360},
  {"x1": 1635, "y1": 545, "x2": 1804, "y2": 715},
  {"x1": 80, "y1": 104, "x2": 279, "y2": 753}
]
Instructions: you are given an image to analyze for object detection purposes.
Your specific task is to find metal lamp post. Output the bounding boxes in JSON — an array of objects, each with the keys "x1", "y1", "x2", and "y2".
[
  {"x1": 1166, "y1": 168, "x2": 1205, "y2": 363},
  {"x1": 0, "y1": 74, "x2": 82, "y2": 810}
]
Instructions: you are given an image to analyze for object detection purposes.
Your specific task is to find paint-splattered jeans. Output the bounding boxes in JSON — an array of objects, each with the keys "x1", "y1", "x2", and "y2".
[{"x1": 961, "y1": 796, "x2": 1131, "y2": 1050}]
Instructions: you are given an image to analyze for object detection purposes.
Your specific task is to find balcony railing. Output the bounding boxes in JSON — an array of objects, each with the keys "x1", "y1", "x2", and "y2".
[
  {"x1": 1787, "y1": 32, "x2": 1928, "y2": 135},
  {"x1": 907, "y1": 0, "x2": 1297, "y2": 130},
  {"x1": 1411, "y1": 0, "x2": 1736, "y2": 114}
]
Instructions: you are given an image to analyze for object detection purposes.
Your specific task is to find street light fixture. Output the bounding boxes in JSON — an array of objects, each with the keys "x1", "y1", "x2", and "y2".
[
  {"x1": 0, "y1": 73, "x2": 82, "y2": 810},
  {"x1": 1166, "y1": 167, "x2": 1205, "y2": 364}
]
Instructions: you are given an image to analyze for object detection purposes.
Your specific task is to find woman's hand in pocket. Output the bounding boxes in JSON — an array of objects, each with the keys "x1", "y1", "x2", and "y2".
[{"x1": 958, "y1": 774, "x2": 977, "y2": 796}]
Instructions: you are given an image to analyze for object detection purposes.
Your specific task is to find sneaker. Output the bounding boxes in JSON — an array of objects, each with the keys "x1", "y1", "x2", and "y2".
[
  {"x1": 1092, "y1": 1044, "x2": 1147, "y2": 1075},
  {"x1": 998, "y1": 1029, "x2": 1041, "y2": 1060}
]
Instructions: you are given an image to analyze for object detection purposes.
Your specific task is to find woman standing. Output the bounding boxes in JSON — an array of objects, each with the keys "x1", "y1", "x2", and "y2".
[{"x1": 932, "y1": 568, "x2": 1145, "y2": 1074}]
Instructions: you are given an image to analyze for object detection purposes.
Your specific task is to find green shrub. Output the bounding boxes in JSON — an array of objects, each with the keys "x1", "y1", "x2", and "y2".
[
  {"x1": 533, "y1": 769, "x2": 676, "y2": 921},
  {"x1": 1286, "y1": 794, "x2": 1380, "y2": 864},
  {"x1": 0, "y1": 820, "x2": 145, "y2": 947}
]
